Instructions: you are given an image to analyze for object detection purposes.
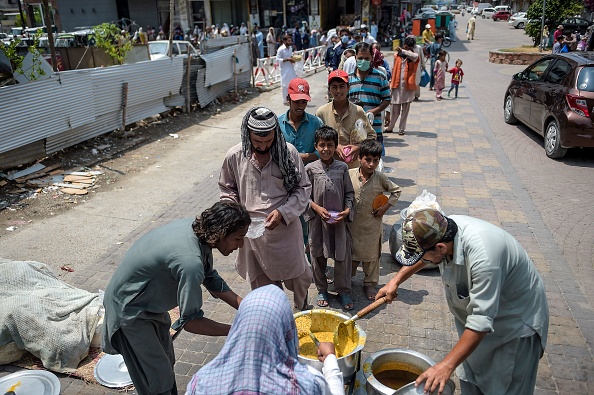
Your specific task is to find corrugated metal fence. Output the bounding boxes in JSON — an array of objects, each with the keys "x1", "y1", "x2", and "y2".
[{"x1": 0, "y1": 42, "x2": 253, "y2": 170}]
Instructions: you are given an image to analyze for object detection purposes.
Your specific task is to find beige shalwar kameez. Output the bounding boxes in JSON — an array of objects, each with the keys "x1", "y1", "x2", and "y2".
[
  {"x1": 219, "y1": 143, "x2": 313, "y2": 308},
  {"x1": 315, "y1": 101, "x2": 376, "y2": 170},
  {"x1": 348, "y1": 168, "x2": 401, "y2": 285}
]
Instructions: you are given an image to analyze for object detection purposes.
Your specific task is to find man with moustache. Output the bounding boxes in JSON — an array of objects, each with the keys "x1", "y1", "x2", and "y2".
[{"x1": 219, "y1": 107, "x2": 313, "y2": 310}]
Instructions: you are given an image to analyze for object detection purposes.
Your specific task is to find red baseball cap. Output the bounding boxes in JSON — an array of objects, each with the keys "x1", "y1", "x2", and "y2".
[
  {"x1": 328, "y1": 69, "x2": 349, "y2": 84},
  {"x1": 288, "y1": 78, "x2": 311, "y2": 101}
]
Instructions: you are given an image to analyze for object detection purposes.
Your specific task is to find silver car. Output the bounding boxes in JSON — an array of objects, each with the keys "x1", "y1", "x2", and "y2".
[{"x1": 508, "y1": 12, "x2": 528, "y2": 29}]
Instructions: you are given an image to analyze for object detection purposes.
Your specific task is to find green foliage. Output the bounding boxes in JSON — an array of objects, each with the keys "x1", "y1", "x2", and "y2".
[
  {"x1": 2, "y1": 29, "x2": 47, "y2": 81},
  {"x1": 16, "y1": 10, "x2": 43, "y2": 27},
  {"x1": 93, "y1": 23, "x2": 133, "y2": 65},
  {"x1": 525, "y1": 0, "x2": 583, "y2": 41}
]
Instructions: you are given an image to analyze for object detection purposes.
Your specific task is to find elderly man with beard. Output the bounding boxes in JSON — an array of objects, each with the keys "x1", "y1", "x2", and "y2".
[{"x1": 219, "y1": 107, "x2": 313, "y2": 310}]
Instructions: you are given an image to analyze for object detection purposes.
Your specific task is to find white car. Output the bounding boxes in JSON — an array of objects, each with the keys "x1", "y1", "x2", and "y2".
[
  {"x1": 148, "y1": 40, "x2": 199, "y2": 61},
  {"x1": 481, "y1": 8, "x2": 496, "y2": 18},
  {"x1": 508, "y1": 12, "x2": 528, "y2": 29}
]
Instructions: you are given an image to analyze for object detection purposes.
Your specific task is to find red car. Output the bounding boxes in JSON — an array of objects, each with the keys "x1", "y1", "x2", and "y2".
[{"x1": 492, "y1": 11, "x2": 512, "y2": 21}]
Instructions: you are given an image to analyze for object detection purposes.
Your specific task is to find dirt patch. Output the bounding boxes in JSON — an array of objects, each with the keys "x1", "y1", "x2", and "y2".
[{"x1": 0, "y1": 89, "x2": 259, "y2": 237}]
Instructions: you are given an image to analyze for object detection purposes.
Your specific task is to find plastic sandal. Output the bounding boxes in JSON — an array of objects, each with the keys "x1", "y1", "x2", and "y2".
[
  {"x1": 338, "y1": 293, "x2": 354, "y2": 311},
  {"x1": 316, "y1": 292, "x2": 329, "y2": 308}
]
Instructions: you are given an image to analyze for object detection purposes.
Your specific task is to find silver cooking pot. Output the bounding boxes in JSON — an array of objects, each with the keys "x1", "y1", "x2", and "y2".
[
  {"x1": 363, "y1": 348, "x2": 455, "y2": 395},
  {"x1": 294, "y1": 309, "x2": 366, "y2": 382}
]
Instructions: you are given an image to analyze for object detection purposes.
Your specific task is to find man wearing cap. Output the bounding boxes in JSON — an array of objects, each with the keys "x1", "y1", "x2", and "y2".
[
  {"x1": 277, "y1": 34, "x2": 298, "y2": 105},
  {"x1": 316, "y1": 69, "x2": 376, "y2": 169},
  {"x1": 219, "y1": 107, "x2": 313, "y2": 311},
  {"x1": 422, "y1": 24, "x2": 435, "y2": 45},
  {"x1": 377, "y1": 209, "x2": 549, "y2": 395}
]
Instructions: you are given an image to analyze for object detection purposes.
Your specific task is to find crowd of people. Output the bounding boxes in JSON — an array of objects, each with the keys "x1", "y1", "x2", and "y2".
[{"x1": 98, "y1": 18, "x2": 549, "y2": 395}]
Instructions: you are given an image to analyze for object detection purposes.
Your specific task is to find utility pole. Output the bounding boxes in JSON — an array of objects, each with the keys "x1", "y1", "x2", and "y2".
[
  {"x1": 42, "y1": 0, "x2": 57, "y2": 72},
  {"x1": 539, "y1": 0, "x2": 546, "y2": 52},
  {"x1": 168, "y1": 0, "x2": 174, "y2": 57},
  {"x1": 17, "y1": 0, "x2": 26, "y2": 28}
]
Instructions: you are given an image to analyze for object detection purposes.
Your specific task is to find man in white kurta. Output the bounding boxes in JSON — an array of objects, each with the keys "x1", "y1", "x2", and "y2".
[
  {"x1": 276, "y1": 34, "x2": 298, "y2": 105},
  {"x1": 219, "y1": 107, "x2": 313, "y2": 310}
]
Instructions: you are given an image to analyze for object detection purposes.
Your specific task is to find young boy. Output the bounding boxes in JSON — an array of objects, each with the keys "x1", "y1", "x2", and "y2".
[
  {"x1": 349, "y1": 139, "x2": 401, "y2": 301},
  {"x1": 304, "y1": 126, "x2": 356, "y2": 311},
  {"x1": 447, "y1": 59, "x2": 464, "y2": 99}
]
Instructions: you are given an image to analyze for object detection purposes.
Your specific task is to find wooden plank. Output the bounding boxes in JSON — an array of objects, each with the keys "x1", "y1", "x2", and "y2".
[{"x1": 60, "y1": 188, "x2": 88, "y2": 195}]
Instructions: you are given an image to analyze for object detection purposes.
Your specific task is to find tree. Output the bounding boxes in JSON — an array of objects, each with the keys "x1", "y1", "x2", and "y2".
[
  {"x1": 93, "y1": 23, "x2": 133, "y2": 65},
  {"x1": 525, "y1": 0, "x2": 583, "y2": 45}
]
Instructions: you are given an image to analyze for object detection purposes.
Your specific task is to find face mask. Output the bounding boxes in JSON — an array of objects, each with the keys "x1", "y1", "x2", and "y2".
[
  {"x1": 362, "y1": 32, "x2": 367, "y2": 37},
  {"x1": 341, "y1": 36, "x2": 349, "y2": 44},
  {"x1": 356, "y1": 59, "x2": 371, "y2": 71}
]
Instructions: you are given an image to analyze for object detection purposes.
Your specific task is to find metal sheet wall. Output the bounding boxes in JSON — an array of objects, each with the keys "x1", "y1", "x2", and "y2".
[{"x1": 0, "y1": 46, "x2": 248, "y2": 170}]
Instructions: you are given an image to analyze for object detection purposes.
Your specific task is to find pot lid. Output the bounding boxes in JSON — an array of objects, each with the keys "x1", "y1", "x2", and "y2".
[
  {"x1": 0, "y1": 370, "x2": 60, "y2": 395},
  {"x1": 94, "y1": 354, "x2": 133, "y2": 388}
]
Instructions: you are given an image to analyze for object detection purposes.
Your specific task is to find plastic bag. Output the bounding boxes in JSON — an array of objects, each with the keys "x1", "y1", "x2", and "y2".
[
  {"x1": 407, "y1": 189, "x2": 442, "y2": 215},
  {"x1": 353, "y1": 118, "x2": 368, "y2": 142},
  {"x1": 420, "y1": 68, "x2": 430, "y2": 87},
  {"x1": 294, "y1": 59, "x2": 305, "y2": 78}
]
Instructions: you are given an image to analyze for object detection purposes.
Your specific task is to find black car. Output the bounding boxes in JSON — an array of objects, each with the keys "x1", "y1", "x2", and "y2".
[
  {"x1": 504, "y1": 53, "x2": 594, "y2": 158},
  {"x1": 559, "y1": 17, "x2": 592, "y2": 35}
]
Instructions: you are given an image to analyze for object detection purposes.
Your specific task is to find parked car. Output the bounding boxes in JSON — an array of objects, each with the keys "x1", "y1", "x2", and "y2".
[
  {"x1": 559, "y1": 17, "x2": 593, "y2": 35},
  {"x1": 148, "y1": 40, "x2": 199, "y2": 60},
  {"x1": 415, "y1": 7, "x2": 437, "y2": 18},
  {"x1": 492, "y1": 11, "x2": 512, "y2": 21},
  {"x1": 466, "y1": 6, "x2": 474, "y2": 12},
  {"x1": 503, "y1": 53, "x2": 594, "y2": 158},
  {"x1": 481, "y1": 8, "x2": 496, "y2": 18},
  {"x1": 508, "y1": 12, "x2": 528, "y2": 28}
]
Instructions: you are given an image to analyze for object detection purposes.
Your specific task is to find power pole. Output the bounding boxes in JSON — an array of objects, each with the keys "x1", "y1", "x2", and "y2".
[
  {"x1": 42, "y1": 0, "x2": 57, "y2": 72},
  {"x1": 168, "y1": 0, "x2": 174, "y2": 57},
  {"x1": 17, "y1": 0, "x2": 26, "y2": 28}
]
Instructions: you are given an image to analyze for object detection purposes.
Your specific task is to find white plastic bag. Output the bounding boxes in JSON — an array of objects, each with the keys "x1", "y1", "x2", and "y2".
[
  {"x1": 294, "y1": 60, "x2": 305, "y2": 78},
  {"x1": 353, "y1": 118, "x2": 368, "y2": 142},
  {"x1": 407, "y1": 189, "x2": 442, "y2": 214}
]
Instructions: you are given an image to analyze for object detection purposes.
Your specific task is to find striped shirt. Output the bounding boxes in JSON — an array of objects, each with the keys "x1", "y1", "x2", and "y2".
[{"x1": 347, "y1": 68, "x2": 390, "y2": 133}]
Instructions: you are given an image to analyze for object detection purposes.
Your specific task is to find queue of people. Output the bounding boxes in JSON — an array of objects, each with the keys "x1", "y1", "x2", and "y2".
[{"x1": 100, "y1": 26, "x2": 548, "y2": 395}]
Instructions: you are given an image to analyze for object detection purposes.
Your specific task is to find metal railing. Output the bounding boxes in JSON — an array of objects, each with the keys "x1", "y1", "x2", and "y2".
[{"x1": 253, "y1": 45, "x2": 327, "y2": 86}]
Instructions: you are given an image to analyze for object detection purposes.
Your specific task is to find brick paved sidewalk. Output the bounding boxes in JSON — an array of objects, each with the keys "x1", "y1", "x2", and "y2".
[{"x1": 2, "y1": 70, "x2": 593, "y2": 394}]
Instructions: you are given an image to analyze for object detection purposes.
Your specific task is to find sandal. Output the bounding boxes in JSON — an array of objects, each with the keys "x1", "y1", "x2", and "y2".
[
  {"x1": 383, "y1": 129, "x2": 393, "y2": 133},
  {"x1": 317, "y1": 292, "x2": 329, "y2": 307},
  {"x1": 338, "y1": 293, "x2": 355, "y2": 311},
  {"x1": 364, "y1": 285, "x2": 377, "y2": 301}
]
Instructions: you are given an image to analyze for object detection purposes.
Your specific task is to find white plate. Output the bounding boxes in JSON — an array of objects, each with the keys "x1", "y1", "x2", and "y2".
[
  {"x1": 0, "y1": 370, "x2": 60, "y2": 395},
  {"x1": 94, "y1": 354, "x2": 133, "y2": 388}
]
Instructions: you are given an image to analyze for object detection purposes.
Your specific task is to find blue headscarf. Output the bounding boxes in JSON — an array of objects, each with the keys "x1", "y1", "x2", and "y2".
[{"x1": 186, "y1": 285, "x2": 322, "y2": 394}]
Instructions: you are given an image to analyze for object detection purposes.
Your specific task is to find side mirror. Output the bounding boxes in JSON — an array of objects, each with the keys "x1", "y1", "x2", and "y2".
[{"x1": 513, "y1": 72, "x2": 523, "y2": 81}]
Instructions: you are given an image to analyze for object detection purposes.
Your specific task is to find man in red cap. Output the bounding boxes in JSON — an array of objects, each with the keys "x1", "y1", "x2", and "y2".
[
  {"x1": 278, "y1": 78, "x2": 324, "y2": 165},
  {"x1": 315, "y1": 69, "x2": 375, "y2": 170},
  {"x1": 278, "y1": 78, "x2": 325, "y2": 261}
]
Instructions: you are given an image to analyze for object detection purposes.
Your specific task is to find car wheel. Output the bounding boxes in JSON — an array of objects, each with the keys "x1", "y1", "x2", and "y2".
[
  {"x1": 482, "y1": 15, "x2": 486, "y2": 19},
  {"x1": 504, "y1": 95, "x2": 517, "y2": 124},
  {"x1": 544, "y1": 120, "x2": 568, "y2": 159},
  {"x1": 493, "y1": 18, "x2": 498, "y2": 21},
  {"x1": 517, "y1": 22, "x2": 524, "y2": 28}
]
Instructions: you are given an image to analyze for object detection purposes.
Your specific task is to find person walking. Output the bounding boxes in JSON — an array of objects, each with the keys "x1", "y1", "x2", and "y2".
[
  {"x1": 428, "y1": 34, "x2": 443, "y2": 91},
  {"x1": 102, "y1": 202, "x2": 250, "y2": 395},
  {"x1": 434, "y1": 50, "x2": 447, "y2": 101},
  {"x1": 541, "y1": 25, "x2": 550, "y2": 49},
  {"x1": 266, "y1": 27, "x2": 276, "y2": 57},
  {"x1": 384, "y1": 36, "x2": 419, "y2": 135},
  {"x1": 254, "y1": 26, "x2": 264, "y2": 58},
  {"x1": 277, "y1": 34, "x2": 298, "y2": 106},
  {"x1": 448, "y1": 16, "x2": 457, "y2": 42},
  {"x1": 219, "y1": 107, "x2": 313, "y2": 311},
  {"x1": 377, "y1": 209, "x2": 549, "y2": 395},
  {"x1": 467, "y1": 15, "x2": 476, "y2": 40},
  {"x1": 447, "y1": 59, "x2": 464, "y2": 98},
  {"x1": 409, "y1": 35, "x2": 425, "y2": 101}
]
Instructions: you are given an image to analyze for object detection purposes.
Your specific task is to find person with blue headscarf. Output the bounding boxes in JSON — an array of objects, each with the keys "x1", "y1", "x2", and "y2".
[{"x1": 185, "y1": 285, "x2": 344, "y2": 394}]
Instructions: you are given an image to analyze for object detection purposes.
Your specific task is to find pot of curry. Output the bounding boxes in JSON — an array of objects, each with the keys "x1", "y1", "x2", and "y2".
[
  {"x1": 363, "y1": 348, "x2": 455, "y2": 395},
  {"x1": 294, "y1": 309, "x2": 366, "y2": 382}
]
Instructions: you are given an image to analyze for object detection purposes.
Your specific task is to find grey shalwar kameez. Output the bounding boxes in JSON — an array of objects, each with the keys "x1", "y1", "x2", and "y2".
[
  {"x1": 303, "y1": 159, "x2": 355, "y2": 294},
  {"x1": 442, "y1": 215, "x2": 549, "y2": 394},
  {"x1": 102, "y1": 218, "x2": 230, "y2": 395}
]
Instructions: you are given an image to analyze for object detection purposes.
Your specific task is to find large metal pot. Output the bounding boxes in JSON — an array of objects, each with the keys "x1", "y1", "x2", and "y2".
[
  {"x1": 294, "y1": 309, "x2": 366, "y2": 382},
  {"x1": 363, "y1": 348, "x2": 455, "y2": 395}
]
